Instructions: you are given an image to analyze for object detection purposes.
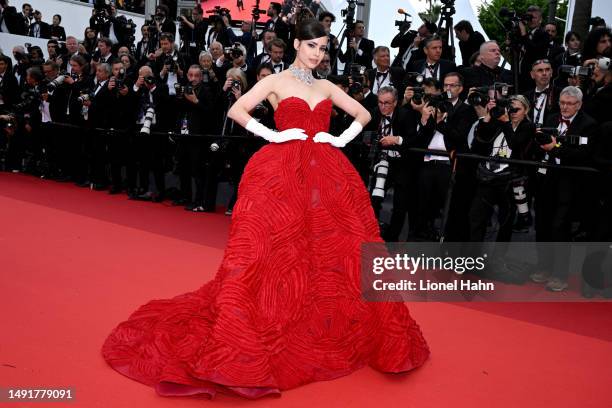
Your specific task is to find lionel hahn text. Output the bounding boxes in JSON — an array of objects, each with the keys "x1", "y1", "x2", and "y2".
[{"x1": 373, "y1": 279, "x2": 496, "y2": 291}]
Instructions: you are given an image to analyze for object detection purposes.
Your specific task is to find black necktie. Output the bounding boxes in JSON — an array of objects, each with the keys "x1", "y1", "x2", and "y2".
[{"x1": 427, "y1": 63, "x2": 438, "y2": 77}]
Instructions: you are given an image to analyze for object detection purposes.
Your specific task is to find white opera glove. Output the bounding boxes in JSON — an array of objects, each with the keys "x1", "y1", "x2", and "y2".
[
  {"x1": 245, "y1": 118, "x2": 307, "y2": 143},
  {"x1": 313, "y1": 121, "x2": 363, "y2": 148}
]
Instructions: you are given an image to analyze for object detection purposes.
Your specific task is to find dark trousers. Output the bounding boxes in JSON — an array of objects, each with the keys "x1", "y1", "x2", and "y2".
[
  {"x1": 535, "y1": 170, "x2": 576, "y2": 279},
  {"x1": 383, "y1": 159, "x2": 420, "y2": 241},
  {"x1": 415, "y1": 160, "x2": 451, "y2": 237},
  {"x1": 469, "y1": 179, "x2": 516, "y2": 242},
  {"x1": 176, "y1": 137, "x2": 206, "y2": 205}
]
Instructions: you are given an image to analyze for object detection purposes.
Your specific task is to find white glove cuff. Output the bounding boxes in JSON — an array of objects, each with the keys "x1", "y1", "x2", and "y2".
[
  {"x1": 338, "y1": 121, "x2": 363, "y2": 144},
  {"x1": 246, "y1": 118, "x2": 275, "y2": 141}
]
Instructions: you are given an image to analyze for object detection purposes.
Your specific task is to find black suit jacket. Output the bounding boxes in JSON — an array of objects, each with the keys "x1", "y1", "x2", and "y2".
[
  {"x1": 264, "y1": 18, "x2": 290, "y2": 44},
  {"x1": 460, "y1": 64, "x2": 514, "y2": 99},
  {"x1": 0, "y1": 71, "x2": 20, "y2": 109},
  {"x1": 0, "y1": 6, "x2": 26, "y2": 34},
  {"x1": 544, "y1": 110, "x2": 598, "y2": 166},
  {"x1": 87, "y1": 80, "x2": 114, "y2": 129},
  {"x1": 339, "y1": 37, "x2": 375, "y2": 72},
  {"x1": 584, "y1": 84, "x2": 612, "y2": 125},
  {"x1": 391, "y1": 30, "x2": 417, "y2": 68},
  {"x1": 366, "y1": 66, "x2": 406, "y2": 95},
  {"x1": 458, "y1": 31, "x2": 485, "y2": 67},
  {"x1": 28, "y1": 21, "x2": 51, "y2": 39},
  {"x1": 472, "y1": 118, "x2": 535, "y2": 161},
  {"x1": 50, "y1": 25, "x2": 66, "y2": 41},
  {"x1": 524, "y1": 86, "x2": 561, "y2": 126},
  {"x1": 407, "y1": 59, "x2": 457, "y2": 82},
  {"x1": 412, "y1": 100, "x2": 477, "y2": 157}
]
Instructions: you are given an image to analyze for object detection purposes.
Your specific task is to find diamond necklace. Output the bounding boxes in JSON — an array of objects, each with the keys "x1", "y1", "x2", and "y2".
[{"x1": 288, "y1": 64, "x2": 315, "y2": 86}]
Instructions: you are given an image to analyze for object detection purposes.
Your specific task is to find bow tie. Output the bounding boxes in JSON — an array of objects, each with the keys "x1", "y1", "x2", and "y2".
[
  {"x1": 274, "y1": 63, "x2": 282, "y2": 69},
  {"x1": 559, "y1": 118, "x2": 571, "y2": 127},
  {"x1": 383, "y1": 115, "x2": 392, "y2": 123},
  {"x1": 376, "y1": 71, "x2": 388, "y2": 78}
]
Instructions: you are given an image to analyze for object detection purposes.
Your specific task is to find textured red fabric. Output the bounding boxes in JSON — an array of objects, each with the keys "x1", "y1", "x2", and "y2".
[{"x1": 101, "y1": 96, "x2": 430, "y2": 399}]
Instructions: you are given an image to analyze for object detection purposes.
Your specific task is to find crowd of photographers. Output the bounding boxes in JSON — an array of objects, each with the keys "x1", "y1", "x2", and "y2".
[{"x1": 1, "y1": 1, "x2": 612, "y2": 289}]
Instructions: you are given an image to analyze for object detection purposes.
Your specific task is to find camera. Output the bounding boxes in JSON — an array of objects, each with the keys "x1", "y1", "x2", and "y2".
[
  {"x1": 114, "y1": 68, "x2": 126, "y2": 90},
  {"x1": 499, "y1": 7, "x2": 533, "y2": 30},
  {"x1": 223, "y1": 44, "x2": 244, "y2": 61},
  {"x1": 144, "y1": 75, "x2": 156, "y2": 85},
  {"x1": 559, "y1": 65, "x2": 593, "y2": 78},
  {"x1": 467, "y1": 86, "x2": 491, "y2": 107},
  {"x1": 490, "y1": 97, "x2": 512, "y2": 120},
  {"x1": 164, "y1": 54, "x2": 178, "y2": 72},
  {"x1": 231, "y1": 80, "x2": 241, "y2": 90},
  {"x1": 77, "y1": 91, "x2": 92, "y2": 104},
  {"x1": 46, "y1": 75, "x2": 67, "y2": 92},
  {"x1": 427, "y1": 91, "x2": 452, "y2": 113},
  {"x1": 410, "y1": 87, "x2": 426, "y2": 104},
  {"x1": 404, "y1": 72, "x2": 424, "y2": 87},
  {"x1": 535, "y1": 127, "x2": 559, "y2": 145},
  {"x1": 140, "y1": 107, "x2": 155, "y2": 135}
]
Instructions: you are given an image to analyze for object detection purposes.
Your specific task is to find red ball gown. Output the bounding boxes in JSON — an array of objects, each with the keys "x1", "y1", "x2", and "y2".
[{"x1": 102, "y1": 96, "x2": 430, "y2": 399}]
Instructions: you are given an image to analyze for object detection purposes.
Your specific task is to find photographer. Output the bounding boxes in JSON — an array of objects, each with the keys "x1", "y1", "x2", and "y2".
[
  {"x1": 173, "y1": 65, "x2": 220, "y2": 211},
  {"x1": 319, "y1": 11, "x2": 340, "y2": 75},
  {"x1": 252, "y1": 30, "x2": 277, "y2": 67},
  {"x1": 264, "y1": 2, "x2": 290, "y2": 44},
  {"x1": 151, "y1": 33, "x2": 187, "y2": 95},
  {"x1": 532, "y1": 86, "x2": 598, "y2": 291},
  {"x1": 469, "y1": 95, "x2": 535, "y2": 242},
  {"x1": 40, "y1": 60, "x2": 70, "y2": 179},
  {"x1": 407, "y1": 35, "x2": 456, "y2": 82},
  {"x1": 0, "y1": 0, "x2": 28, "y2": 35},
  {"x1": 338, "y1": 20, "x2": 375, "y2": 73},
  {"x1": 131, "y1": 65, "x2": 172, "y2": 202},
  {"x1": 525, "y1": 59, "x2": 560, "y2": 127},
  {"x1": 28, "y1": 10, "x2": 50, "y2": 39},
  {"x1": 367, "y1": 46, "x2": 405, "y2": 96},
  {"x1": 148, "y1": 4, "x2": 175, "y2": 37},
  {"x1": 392, "y1": 22, "x2": 436, "y2": 70},
  {"x1": 215, "y1": 42, "x2": 248, "y2": 83},
  {"x1": 454, "y1": 20, "x2": 485, "y2": 68},
  {"x1": 461, "y1": 41, "x2": 513, "y2": 98},
  {"x1": 515, "y1": 5, "x2": 550, "y2": 90},
  {"x1": 0, "y1": 54, "x2": 20, "y2": 112},
  {"x1": 553, "y1": 31, "x2": 582, "y2": 84},
  {"x1": 63, "y1": 54, "x2": 91, "y2": 185},
  {"x1": 12, "y1": 45, "x2": 31, "y2": 87},
  {"x1": 582, "y1": 27, "x2": 611, "y2": 61},
  {"x1": 220, "y1": 68, "x2": 249, "y2": 215},
  {"x1": 85, "y1": 63, "x2": 113, "y2": 190},
  {"x1": 106, "y1": 60, "x2": 135, "y2": 194},
  {"x1": 268, "y1": 39, "x2": 288, "y2": 73},
  {"x1": 89, "y1": 2, "x2": 129, "y2": 47},
  {"x1": 367, "y1": 86, "x2": 419, "y2": 241},
  {"x1": 411, "y1": 74, "x2": 475, "y2": 240},
  {"x1": 178, "y1": 6, "x2": 208, "y2": 64},
  {"x1": 582, "y1": 57, "x2": 612, "y2": 123},
  {"x1": 8, "y1": 67, "x2": 43, "y2": 174},
  {"x1": 206, "y1": 15, "x2": 235, "y2": 49}
]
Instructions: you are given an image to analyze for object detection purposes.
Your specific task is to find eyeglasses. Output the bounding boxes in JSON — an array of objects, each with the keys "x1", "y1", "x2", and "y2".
[
  {"x1": 559, "y1": 100, "x2": 579, "y2": 107},
  {"x1": 378, "y1": 101, "x2": 395, "y2": 106}
]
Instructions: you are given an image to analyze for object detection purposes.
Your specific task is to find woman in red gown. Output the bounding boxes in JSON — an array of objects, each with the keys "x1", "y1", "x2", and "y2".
[{"x1": 102, "y1": 19, "x2": 429, "y2": 399}]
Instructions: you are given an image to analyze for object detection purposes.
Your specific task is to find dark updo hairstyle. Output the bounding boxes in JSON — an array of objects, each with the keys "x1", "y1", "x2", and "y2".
[{"x1": 295, "y1": 19, "x2": 327, "y2": 41}]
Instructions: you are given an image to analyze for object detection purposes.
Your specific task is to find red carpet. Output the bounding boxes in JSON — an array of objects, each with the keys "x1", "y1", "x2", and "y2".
[{"x1": 1, "y1": 172, "x2": 610, "y2": 407}]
